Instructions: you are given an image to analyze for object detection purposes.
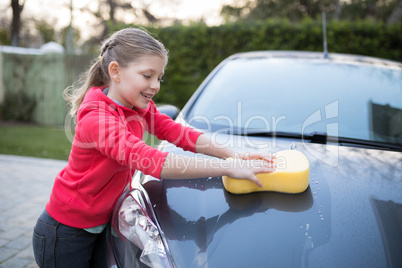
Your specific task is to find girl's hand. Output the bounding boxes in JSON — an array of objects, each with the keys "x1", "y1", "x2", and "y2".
[
  {"x1": 225, "y1": 158, "x2": 275, "y2": 187},
  {"x1": 232, "y1": 151, "x2": 276, "y2": 164}
]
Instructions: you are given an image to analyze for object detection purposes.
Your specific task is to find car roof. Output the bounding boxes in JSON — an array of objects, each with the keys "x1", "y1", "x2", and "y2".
[{"x1": 228, "y1": 50, "x2": 402, "y2": 69}]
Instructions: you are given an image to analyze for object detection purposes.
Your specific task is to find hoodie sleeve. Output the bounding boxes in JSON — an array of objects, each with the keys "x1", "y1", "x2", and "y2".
[
  {"x1": 74, "y1": 103, "x2": 168, "y2": 179},
  {"x1": 143, "y1": 102, "x2": 203, "y2": 153}
]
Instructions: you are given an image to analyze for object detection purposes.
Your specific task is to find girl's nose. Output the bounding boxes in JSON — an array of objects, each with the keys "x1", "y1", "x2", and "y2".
[{"x1": 150, "y1": 79, "x2": 160, "y2": 91}]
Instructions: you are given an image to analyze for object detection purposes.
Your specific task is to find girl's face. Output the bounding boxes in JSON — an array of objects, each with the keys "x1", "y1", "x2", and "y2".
[{"x1": 108, "y1": 55, "x2": 166, "y2": 109}]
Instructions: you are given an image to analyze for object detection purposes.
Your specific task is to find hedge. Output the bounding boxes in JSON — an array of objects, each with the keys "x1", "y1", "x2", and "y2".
[{"x1": 116, "y1": 19, "x2": 402, "y2": 109}]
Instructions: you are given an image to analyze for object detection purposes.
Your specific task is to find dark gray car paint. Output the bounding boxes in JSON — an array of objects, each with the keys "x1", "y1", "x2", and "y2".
[
  {"x1": 111, "y1": 51, "x2": 402, "y2": 268},
  {"x1": 143, "y1": 138, "x2": 402, "y2": 268}
]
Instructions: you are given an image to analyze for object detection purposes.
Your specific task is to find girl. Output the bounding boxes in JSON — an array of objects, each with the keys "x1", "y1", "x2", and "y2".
[{"x1": 32, "y1": 27, "x2": 274, "y2": 268}]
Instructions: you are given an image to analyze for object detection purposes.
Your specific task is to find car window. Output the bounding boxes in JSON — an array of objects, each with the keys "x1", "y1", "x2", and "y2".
[{"x1": 186, "y1": 57, "x2": 402, "y2": 146}]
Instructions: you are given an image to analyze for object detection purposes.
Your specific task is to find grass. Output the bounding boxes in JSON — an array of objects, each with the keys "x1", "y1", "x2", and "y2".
[{"x1": 0, "y1": 123, "x2": 158, "y2": 161}]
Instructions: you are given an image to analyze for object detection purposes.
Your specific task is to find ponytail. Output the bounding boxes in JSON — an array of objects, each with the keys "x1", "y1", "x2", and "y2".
[{"x1": 64, "y1": 58, "x2": 108, "y2": 118}]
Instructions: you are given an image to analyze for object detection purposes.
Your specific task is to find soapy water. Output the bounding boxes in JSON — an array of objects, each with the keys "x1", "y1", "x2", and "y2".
[{"x1": 290, "y1": 142, "x2": 297, "y2": 150}]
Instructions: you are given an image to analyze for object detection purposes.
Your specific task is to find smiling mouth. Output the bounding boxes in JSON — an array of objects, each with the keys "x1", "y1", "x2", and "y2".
[{"x1": 141, "y1": 92, "x2": 153, "y2": 100}]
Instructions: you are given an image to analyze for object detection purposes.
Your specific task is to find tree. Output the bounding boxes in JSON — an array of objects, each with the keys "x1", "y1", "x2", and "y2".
[
  {"x1": 220, "y1": 0, "x2": 401, "y2": 22},
  {"x1": 61, "y1": 25, "x2": 81, "y2": 49},
  {"x1": 341, "y1": 0, "x2": 399, "y2": 21},
  {"x1": 82, "y1": 0, "x2": 159, "y2": 40},
  {"x1": 387, "y1": 0, "x2": 402, "y2": 24},
  {"x1": 334, "y1": 0, "x2": 342, "y2": 20},
  {"x1": 11, "y1": 0, "x2": 25, "y2": 46},
  {"x1": 35, "y1": 20, "x2": 56, "y2": 43},
  {"x1": 221, "y1": 0, "x2": 335, "y2": 22}
]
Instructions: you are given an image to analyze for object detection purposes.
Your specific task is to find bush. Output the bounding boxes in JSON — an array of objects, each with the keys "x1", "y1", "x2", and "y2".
[
  {"x1": 112, "y1": 20, "x2": 402, "y2": 109},
  {"x1": 0, "y1": 91, "x2": 36, "y2": 122}
]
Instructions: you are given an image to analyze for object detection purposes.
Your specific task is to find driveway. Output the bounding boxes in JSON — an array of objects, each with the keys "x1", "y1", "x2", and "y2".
[{"x1": 0, "y1": 155, "x2": 67, "y2": 268}]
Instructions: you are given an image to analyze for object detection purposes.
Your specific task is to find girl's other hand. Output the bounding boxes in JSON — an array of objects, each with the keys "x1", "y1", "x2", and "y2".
[{"x1": 226, "y1": 158, "x2": 275, "y2": 187}]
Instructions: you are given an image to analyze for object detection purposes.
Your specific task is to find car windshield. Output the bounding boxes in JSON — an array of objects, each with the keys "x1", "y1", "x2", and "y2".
[{"x1": 186, "y1": 56, "x2": 402, "y2": 146}]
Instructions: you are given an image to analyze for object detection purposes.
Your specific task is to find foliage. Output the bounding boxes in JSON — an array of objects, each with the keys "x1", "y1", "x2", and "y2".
[
  {"x1": 0, "y1": 91, "x2": 36, "y2": 122},
  {"x1": 35, "y1": 19, "x2": 56, "y2": 43},
  {"x1": 1, "y1": 53, "x2": 37, "y2": 122},
  {"x1": 221, "y1": 0, "x2": 401, "y2": 23},
  {"x1": 341, "y1": 0, "x2": 399, "y2": 21},
  {"x1": 60, "y1": 25, "x2": 81, "y2": 48},
  {"x1": 0, "y1": 28, "x2": 11, "y2": 45},
  {"x1": 2, "y1": 19, "x2": 400, "y2": 126},
  {"x1": 112, "y1": 19, "x2": 401, "y2": 109}
]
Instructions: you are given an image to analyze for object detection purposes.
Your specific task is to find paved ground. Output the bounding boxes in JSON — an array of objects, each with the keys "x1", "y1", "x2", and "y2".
[{"x1": 0, "y1": 155, "x2": 67, "y2": 268}]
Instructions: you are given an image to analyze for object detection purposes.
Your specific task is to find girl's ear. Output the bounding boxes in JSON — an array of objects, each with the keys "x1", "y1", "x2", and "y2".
[{"x1": 109, "y1": 61, "x2": 120, "y2": 83}]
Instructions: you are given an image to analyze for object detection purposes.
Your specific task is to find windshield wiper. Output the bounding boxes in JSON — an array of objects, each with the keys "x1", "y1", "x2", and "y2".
[
  {"x1": 231, "y1": 130, "x2": 402, "y2": 151},
  {"x1": 334, "y1": 136, "x2": 402, "y2": 152},
  {"x1": 231, "y1": 130, "x2": 328, "y2": 144}
]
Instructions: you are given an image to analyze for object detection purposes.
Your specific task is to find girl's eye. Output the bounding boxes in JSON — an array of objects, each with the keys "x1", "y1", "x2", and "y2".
[{"x1": 143, "y1": 74, "x2": 163, "y2": 82}]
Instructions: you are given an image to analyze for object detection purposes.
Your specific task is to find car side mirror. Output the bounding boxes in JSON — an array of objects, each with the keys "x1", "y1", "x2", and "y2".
[{"x1": 157, "y1": 104, "x2": 179, "y2": 120}]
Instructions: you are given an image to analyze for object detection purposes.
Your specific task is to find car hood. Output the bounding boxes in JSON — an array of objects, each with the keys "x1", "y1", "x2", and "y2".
[{"x1": 143, "y1": 137, "x2": 402, "y2": 268}]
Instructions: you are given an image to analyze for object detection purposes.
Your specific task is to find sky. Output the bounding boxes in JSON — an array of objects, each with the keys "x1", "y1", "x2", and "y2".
[{"x1": 0, "y1": 0, "x2": 234, "y2": 41}]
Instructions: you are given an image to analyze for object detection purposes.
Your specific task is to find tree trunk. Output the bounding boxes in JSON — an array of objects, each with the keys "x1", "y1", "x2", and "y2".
[
  {"x1": 107, "y1": 0, "x2": 116, "y2": 24},
  {"x1": 387, "y1": 0, "x2": 402, "y2": 25},
  {"x1": 367, "y1": 0, "x2": 378, "y2": 20},
  {"x1": 11, "y1": 0, "x2": 24, "y2": 47},
  {"x1": 334, "y1": 0, "x2": 342, "y2": 20}
]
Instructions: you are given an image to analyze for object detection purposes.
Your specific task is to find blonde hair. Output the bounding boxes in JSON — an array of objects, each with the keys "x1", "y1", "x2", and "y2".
[{"x1": 64, "y1": 28, "x2": 168, "y2": 118}]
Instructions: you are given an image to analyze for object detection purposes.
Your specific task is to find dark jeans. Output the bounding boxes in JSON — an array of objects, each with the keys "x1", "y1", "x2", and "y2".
[{"x1": 32, "y1": 209, "x2": 100, "y2": 268}]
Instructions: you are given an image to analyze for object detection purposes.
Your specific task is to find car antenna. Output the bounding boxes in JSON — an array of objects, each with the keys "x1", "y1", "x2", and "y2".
[{"x1": 322, "y1": 12, "x2": 329, "y2": 59}]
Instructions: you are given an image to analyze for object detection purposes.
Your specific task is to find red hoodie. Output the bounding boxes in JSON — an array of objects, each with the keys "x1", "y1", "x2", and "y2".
[{"x1": 46, "y1": 86, "x2": 202, "y2": 228}]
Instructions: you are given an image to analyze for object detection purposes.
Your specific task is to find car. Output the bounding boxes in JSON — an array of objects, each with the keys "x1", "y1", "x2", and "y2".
[{"x1": 95, "y1": 51, "x2": 402, "y2": 268}]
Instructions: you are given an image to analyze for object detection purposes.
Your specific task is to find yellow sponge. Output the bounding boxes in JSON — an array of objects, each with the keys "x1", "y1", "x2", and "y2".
[{"x1": 222, "y1": 150, "x2": 309, "y2": 194}]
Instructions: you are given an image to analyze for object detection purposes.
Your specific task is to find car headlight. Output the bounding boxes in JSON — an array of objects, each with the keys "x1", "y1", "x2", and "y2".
[{"x1": 117, "y1": 181, "x2": 173, "y2": 268}]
